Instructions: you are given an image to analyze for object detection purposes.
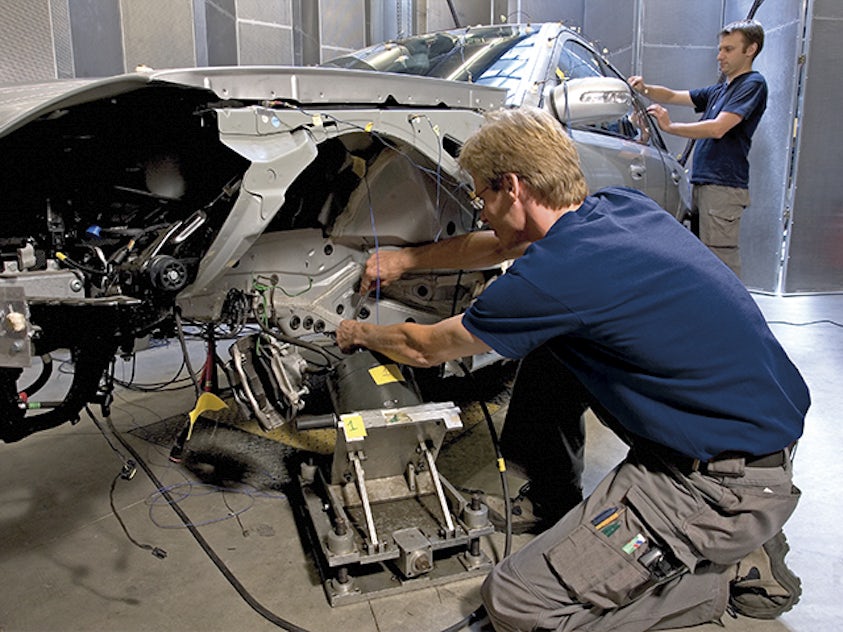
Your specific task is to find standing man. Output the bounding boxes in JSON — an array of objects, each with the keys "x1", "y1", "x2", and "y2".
[
  {"x1": 336, "y1": 106, "x2": 807, "y2": 630},
  {"x1": 628, "y1": 19, "x2": 767, "y2": 278}
]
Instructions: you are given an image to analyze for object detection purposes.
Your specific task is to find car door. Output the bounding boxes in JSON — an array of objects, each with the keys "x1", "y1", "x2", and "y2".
[{"x1": 547, "y1": 35, "x2": 675, "y2": 210}]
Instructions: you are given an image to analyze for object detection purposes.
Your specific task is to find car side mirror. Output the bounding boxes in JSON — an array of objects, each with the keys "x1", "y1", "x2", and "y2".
[{"x1": 544, "y1": 77, "x2": 632, "y2": 127}]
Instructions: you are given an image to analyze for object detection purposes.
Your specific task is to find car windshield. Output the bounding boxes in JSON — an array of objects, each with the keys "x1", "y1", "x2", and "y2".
[{"x1": 322, "y1": 25, "x2": 538, "y2": 90}]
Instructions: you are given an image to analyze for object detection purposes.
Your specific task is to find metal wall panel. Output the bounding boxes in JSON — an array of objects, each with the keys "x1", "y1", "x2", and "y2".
[
  {"x1": 50, "y1": 0, "x2": 75, "y2": 78},
  {"x1": 320, "y1": 0, "x2": 366, "y2": 60},
  {"x1": 121, "y1": 0, "x2": 197, "y2": 71},
  {"x1": 740, "y1": 3, "x2": 803, "y2": 291},
  {"x1": 68, "y1": 0, "x2": 124, "y2": 77},
  {"x1": 506, "y1": 0, "x2": 582, "y2": 24},
  {"x1": 237, "y1": 0, "x2": 292, "y2": 24},
  {"x1": 416, "y1": 0, "x2": 502, "y2": 32},
  {"x1": 783, "y1": 3, "x2": 843, "y2": 292},
  {"x1": 0, "y1": 0, "x2": 56, "y2": 84},
  {"x1": 584, "y1": 0, "x2": 634, "y2": 75},
  {"x1": 292, "y1": 0, "x2": 320, "y2": 65},
  {"x1": 238, "y1": 22, "x2": 294, "y2": 65},
  {"x1": 205, "y1": 0, "x2": 238, "y2": 65},
  {"x1": 636, "y1": 1, "x2": 721, "y2": 158},
  {"x1": 235, "y1": 0, "x2": 294, "y2": 65}
]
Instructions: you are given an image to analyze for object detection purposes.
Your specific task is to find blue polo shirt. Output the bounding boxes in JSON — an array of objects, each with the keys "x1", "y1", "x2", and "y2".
[
  {"x1": 689, "y1": 71, "x2": 767, "y2": 188},
  {"x1": 462, "y1": 187, "x2": 808, "y2": 461}
]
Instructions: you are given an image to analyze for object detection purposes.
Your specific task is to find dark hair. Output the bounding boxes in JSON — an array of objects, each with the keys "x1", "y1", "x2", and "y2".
[{"x1": 721, "y1": 19, "x2": 764, "y2": 59}]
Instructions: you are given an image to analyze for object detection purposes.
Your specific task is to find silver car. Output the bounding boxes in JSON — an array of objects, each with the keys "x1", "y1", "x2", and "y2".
[{"x1": 0, "y1": 23, "x2": 689, "y2": 441}]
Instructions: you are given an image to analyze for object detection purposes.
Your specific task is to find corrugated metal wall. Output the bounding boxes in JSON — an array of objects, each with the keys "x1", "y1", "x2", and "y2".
[
  {"x1": 0, "y1": 0, "x2": 835, "y2": 292},
  {"x1": 739, "y1": 0, "x2": 805, "y2": 292},
  {"x1": 781, "y1": 0, "x2": 842, "y2": 293},
  {"x1": 0, "y1": 0, "x2": 76, "y2": 84}
]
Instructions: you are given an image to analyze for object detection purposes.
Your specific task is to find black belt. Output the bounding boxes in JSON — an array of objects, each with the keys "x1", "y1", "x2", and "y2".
[{"x1": 691, "y1": 449, "x2": 788, "y2": 474}]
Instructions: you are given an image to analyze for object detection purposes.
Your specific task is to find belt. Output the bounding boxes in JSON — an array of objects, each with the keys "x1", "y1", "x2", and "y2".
[{"x1": 689, "y1": 448, "x2": 789, "y2": 474}]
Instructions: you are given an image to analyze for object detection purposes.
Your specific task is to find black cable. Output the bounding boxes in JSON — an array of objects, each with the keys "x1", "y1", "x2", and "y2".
[
  {"x1": 98, "y1": 351, "x2": 497, "y2": 631},
  {"x1": 445, "y1": 0, "x2": 461, "y2": 28},
  {"x1": 105, "y1": 415, "x2": 310, "y2": 632},
  {"x1": 457, "y1": 360, "x2": 512, "y2": 558},
  {"x1": 20, "y1": 354, "x2": 53, "y2": 398},
  {"x1": 766, "y1": 319, "x2": 843, "y2": 328},
  {"x1": 430, "y1": 360, "x2": 513, "y2": 632},
  {"x1": 174, "y1": 308, "x2": 202, "y2": 398},
  {"x1": 109, "y1": 473, "x2": 168, "y2": 559}
]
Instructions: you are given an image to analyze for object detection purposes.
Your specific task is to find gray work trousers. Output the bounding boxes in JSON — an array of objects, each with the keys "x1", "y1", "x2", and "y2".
[
  {"x1": 482, "y1": 448, "x2": 800, "y2": 632},
  {"x1": 694, "y1": 184, "x2": 750, "y2": 278}
]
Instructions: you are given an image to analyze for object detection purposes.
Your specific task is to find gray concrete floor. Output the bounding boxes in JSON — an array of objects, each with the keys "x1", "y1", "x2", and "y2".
[{"x1": 1, "y1": 293, "x2": 841, "y2": 632}]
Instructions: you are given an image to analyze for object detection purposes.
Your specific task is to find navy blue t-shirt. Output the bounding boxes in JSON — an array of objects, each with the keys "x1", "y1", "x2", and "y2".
[
  {"x1": 689, "y1": 71, "x2": 767, "y2": 188},
  {"x1": 462, "y1": 187, "x2": 808, "y2": 461}
]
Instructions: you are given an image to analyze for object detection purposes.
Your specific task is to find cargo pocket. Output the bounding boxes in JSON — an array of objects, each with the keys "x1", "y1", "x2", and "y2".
[
  {"x1": 706, "y1": 186, "x2": 749, "y2": 222},
  {"x1": 683, "y1": 471, "x2": 801, "y2": 565},
  {"x1": 544, "y1": 506, "x2": 654, "y2": 609}
]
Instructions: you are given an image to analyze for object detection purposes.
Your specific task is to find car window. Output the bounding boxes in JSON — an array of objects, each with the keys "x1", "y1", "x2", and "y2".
[
  {"x1": 322, "y1": 27, "x2": 529, "y2": 80},
  {"x1": 556, "y1": 40, "x2": 604, "y2": 80},
  {"x1": 473, "y1": 31, "x2": 542, "y2": 95}
]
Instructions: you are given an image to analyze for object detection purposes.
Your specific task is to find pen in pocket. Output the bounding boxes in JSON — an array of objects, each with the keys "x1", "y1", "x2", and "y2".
[
  {"x1": 601, "y1": 522, "x2": 621, "y2": 537},
  {"x1": 591, "y1": 506, "x2": 618, "y2": 526}
]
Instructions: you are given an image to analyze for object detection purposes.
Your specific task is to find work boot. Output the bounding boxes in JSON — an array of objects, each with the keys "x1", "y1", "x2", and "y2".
[
  {"x1": 481, "y1": 483, "x2": 569, "y2": 535},
  {"x1": 729, "y1": 530, "x2": 802, "y2": 619}
]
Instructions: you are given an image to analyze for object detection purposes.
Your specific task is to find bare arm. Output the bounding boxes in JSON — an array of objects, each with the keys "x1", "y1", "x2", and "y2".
[
  {"x1": 335, "y1": 314, "x2": 491, "y2": 368},
  {"x1": 647, "y1": 105, "x2": 743, "y2": 139},
  {"x1": 360, "y1": 230, "x2": 529, "y2": 294},
  {"x1": 628, "y1": 76, "x2": 693, "y2": 107}
]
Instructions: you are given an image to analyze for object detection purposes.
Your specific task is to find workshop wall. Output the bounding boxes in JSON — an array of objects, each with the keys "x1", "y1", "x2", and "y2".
[
  {"x1": 780, "y1": 0, "x2": 843, "y2": 292},
  {"x1": 738, "y1": 0, "x2": 805, "y2": 292}
]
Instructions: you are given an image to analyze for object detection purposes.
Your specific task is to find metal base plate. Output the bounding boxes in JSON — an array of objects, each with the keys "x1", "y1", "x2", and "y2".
[{"x1": 323, "y1": 550, "x2": 492, "y2": 606}]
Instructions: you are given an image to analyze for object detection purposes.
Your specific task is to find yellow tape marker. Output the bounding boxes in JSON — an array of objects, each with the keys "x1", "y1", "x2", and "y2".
[
  {"x1": 368, "y1": 364, "x2": 404, "y2": 385},
  {"x1": 497, "y1": 457, "x2": 507, "y2": 472},
  {"x1": 341, "y1": 413, "x2": 367, "y2": 438}
]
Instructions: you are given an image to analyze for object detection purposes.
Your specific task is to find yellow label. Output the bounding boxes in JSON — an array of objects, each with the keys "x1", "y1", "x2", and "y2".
[
  {"x1": 341, "y1": 414, "x2": 367, "y2": 438},
  {"x1": 368, "y1": 364, "x2": 404, "y2": 385}
]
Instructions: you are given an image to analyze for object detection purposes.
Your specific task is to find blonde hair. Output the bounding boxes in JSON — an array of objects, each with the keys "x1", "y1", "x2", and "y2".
[{"x1": 458, "y1": 106, "x2": 588, "y2": 208}]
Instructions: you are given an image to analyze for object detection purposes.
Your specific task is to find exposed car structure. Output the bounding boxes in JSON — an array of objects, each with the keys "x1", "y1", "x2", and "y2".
[{"x1": 0, "y1": 23, "x2": 690, "y2": 444}]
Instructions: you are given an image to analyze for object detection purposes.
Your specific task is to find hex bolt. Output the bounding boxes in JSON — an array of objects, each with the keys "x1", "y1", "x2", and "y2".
[
  {"x1": 470, "y1": 492, "x2": 482, "y2": 511},
  {"x1": 336, "y1": 567, "x2": 350, "y2": 584},
  {"x1": 334, "y1": 517, "x2": 348, "y2": 536}
]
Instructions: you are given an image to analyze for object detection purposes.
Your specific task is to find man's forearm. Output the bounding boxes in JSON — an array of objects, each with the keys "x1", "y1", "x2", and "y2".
[
  {"x1": 337, "y1": 315, "x2": 491, "y2": 368},
  {"x1": 402, "y1": 231, "x2": 527, "y2": 271},
  {"x1": 635, "y1": 81, "x2": 692, "y2": 107},
  {"x1": 345, "y1": 321, "x2": 436, "y2": 367},
  {"x1": 659, "y1": 113, "x2": 740, "y2": 140}
]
